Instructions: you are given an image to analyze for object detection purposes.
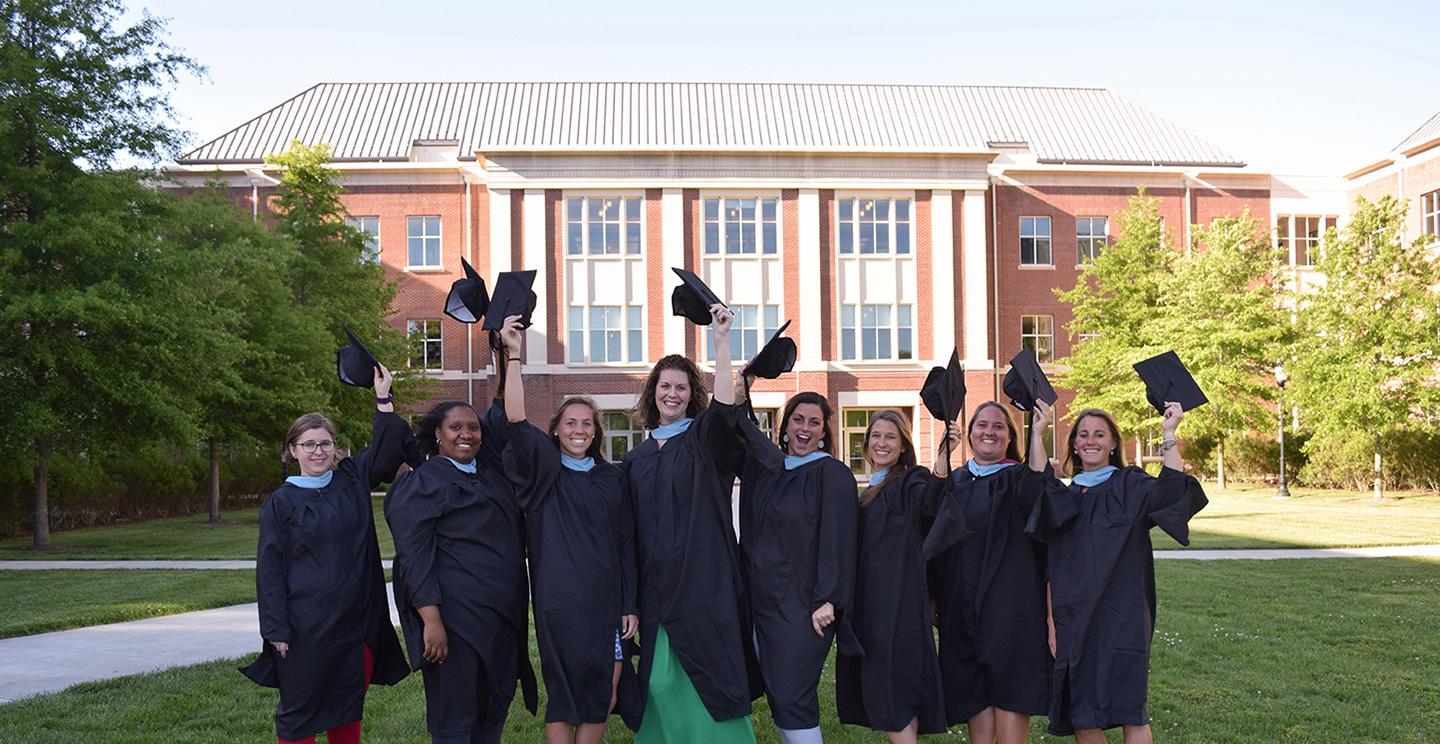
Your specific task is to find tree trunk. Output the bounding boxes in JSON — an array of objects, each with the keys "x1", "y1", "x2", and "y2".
[
  {"x1": 32, "y1": 439, "x2": 51, "y2": 549},
  {"x1": 1216, "y1": 436, "x2": 1227, "y2": 490},
  {"x1": 1373, "y1": 440, "x2": 1384, "y2": 500},
  {"x1": 208, "y1": 438, "x2": 222, "y2": 524}
]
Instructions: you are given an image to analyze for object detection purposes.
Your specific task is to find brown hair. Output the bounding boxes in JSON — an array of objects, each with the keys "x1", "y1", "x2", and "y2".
[
  {"x1": 859, "y1": 409, "x2": 915, "y2": 508},
  {"x1": 968, "y1": 401, "x2": 1023, "y2": 463},
  {"x1": 549, "y1": 396, "x2": 607, "y2": 462},
  {"x1": 635, "y1": 354, "x2": 709, "y2": 429},
  {"x1": 280, "y1": 412, "x2": 337, "y2": 463},
  {"x1": 1064, "y1": 407, "x2": 1128, "y2": 476},
  {"x1": 779, "y1": 391, "x2": 835, "y2": 455}
]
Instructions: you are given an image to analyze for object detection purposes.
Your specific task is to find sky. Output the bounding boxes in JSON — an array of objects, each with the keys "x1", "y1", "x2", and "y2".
[{"x1": 128, "y1": 0, "x2": 1440, "y2": 176}]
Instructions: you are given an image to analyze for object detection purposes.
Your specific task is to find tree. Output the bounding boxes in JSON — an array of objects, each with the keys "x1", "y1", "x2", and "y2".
[
  {"x1": 1154, "y1": 213, "x2": 1290, "y2": 487},
  {"x1": 1289, "y1": 196, "x2": 1440, "y2": 499},
  {"x1": 0, "y1": 0, "x2": 204, "y2": 547}
]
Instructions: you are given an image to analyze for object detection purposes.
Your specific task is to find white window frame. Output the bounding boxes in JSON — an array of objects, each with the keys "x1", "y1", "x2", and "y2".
[
  {"x1": 1076, "y1": 216, "x2": 1107, "y2": 266},
  {"x1": 836, "y1": 193, "x2": 916, "y2": 364},
  {"x1": 1276, "y1": 214, "x2": 1336, "y2": 267},
  {"x1": 700, "y1": 192, "x2": 785, "y2": 363},
  {"x1": 601, "y1": 409, "x2": 646, "y2": 462},
  {"x1": 1020, "y1": 216, "x2": 1053, "y2": 266},
  {"x1": 1021, "y1": 315, "x2": 1054, "y2": 364},
  {"x1": 837, "y1": 196, "x2": 913, "y2": 256},
  {"x1": 347, "y1": 215, "x2": 380, "y2": 263},
  {"x1": 407, "y1": 319, "x2": 443, "y2": 370},
  {"x1": 566, "y1": 195, "x2": 643, "y2": 256},
  {"x1": 564, "y1": 194, "x2": 647, "y2": 366},
  {"x1": 704, "y1": 196, "x2": 780, "y2": 255},
  {"x1": 406, "y1": 215, "x2": 441, "y2": 269},
  {"x1": 1421, "y1": 190, "x2": 1439, "y2": 238}
]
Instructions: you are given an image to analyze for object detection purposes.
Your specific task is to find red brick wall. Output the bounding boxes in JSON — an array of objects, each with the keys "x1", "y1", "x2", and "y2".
[
  {"x1": 782, "y1": 189, "x2": 800, "y2": 339},
  {"x1": 545, "y1": 190, "x2": 564, "y2": 365},
  {"x1": 915, "y1": 190, "x2": 934, "y2": 360},
  {"x1": 646, "y1": 189, "x2": 666, "y2": 362},
  {"x1": 818, "y1": 189, "x2": 835, "y2": 360}
]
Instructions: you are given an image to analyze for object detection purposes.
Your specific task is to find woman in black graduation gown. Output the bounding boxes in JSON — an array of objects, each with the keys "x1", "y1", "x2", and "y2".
[
  {"x1": 1026, "y1": 404, "x2": 1207, "y2": 743},
  {"x1": 625, "y1": 305, "x2": 760, "y2": 744},
  {"x1": 921, "y1": 400, "x2": 1055, "y2": 744},
  {"x1": 384, "y1": 319, "x2": 538, "y2": 744},
  {"x1": 737, "y1": 390, "x2": 859, "y2": 744},
  {"x1": 244, "y1": 364, "x2": 412, "y2": 744},
  {"x1": 835, "y1": 409, "x2": 949, "y2": 743},
  {"x1": 497, "y1": 316, "x2": 640, "y2": 744}
]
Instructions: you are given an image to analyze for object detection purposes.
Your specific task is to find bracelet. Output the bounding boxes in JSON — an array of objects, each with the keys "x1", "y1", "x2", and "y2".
[
  {"x1": 1160, "y1": 438, "x2": 1179, "y2": 453},
  {"x1": 375, "y1": 395, "x2": 394, "y2": 405},
  {"x1": 507, "y1": 358, "x2": 521, "y2": 365}
]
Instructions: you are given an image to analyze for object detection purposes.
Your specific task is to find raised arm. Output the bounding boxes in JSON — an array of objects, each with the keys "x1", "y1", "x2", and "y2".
[
  {"x1": 1028, "y1": 399, "x2": 1053, "y2": 472},
  {"x1": 500, "y1": 316, "x2": 526, "y2": 424},
  {"x1": 1160, "y1": 400, "x2": 1184, "y2": 471},
  {"x1": 353, "y1": 363, "x2": 420, "y2": 489},
  {"x1": 710, "y1": 304, "x2": 736, "y2": 406}
]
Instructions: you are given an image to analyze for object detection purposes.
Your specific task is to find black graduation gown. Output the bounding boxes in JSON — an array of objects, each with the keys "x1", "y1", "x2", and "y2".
[
  {"x1": 921, "y1": 463, "x2": 1052, "y2": 724},
  {"x1": 1026, "y1": 466, "x2": 1207, "y2": 735},
  {"x1": 242, "y1": 411, "x2": 413, "y2": 742},
  {"x1": 384, "y1": 406, "x2": 539, "y2": 733},
  {"x1": 503, "y1": 419, "x2": 642, "y2": 728},
  {"x1": 623, "y1": 401, "x2": 760, "y2": 724},
  {"x1": 835, "y1": 466, "x2": 948, "y2": 734},
  {"x1": 736, "y1": 427, "x2": 860, "y2": 729}
]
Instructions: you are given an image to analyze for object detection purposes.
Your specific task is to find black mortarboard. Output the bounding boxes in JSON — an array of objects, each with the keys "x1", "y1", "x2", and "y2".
[
  {"x1": 444, "y1": 257, "x2": 489, "y2": 324},
  {"x1": 1133, "y1": 350, "x2": 1209, "y2": 413},
  {"x1": 336, "y1": 324, "x2": 379, "y2": 388},
  {"x1": 919, "y1": 348, "x2": 966, "y2": 422},
  {"x1": 670, "y1": 267, "x2": 726, "y2": 325},
  {"x1": 1003, "y1": 349, "x2": 1059, "y2": 412},
  {"x1": 745, "y1": 321, "x2": 796, "y2": 379},
  {"x1": 481, "y1": 269, "x2": 538, "y2": 331}
]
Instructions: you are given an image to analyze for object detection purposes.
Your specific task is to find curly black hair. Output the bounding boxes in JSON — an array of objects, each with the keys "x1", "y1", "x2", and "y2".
[{"x1": 415, "y1": 400, "x2": 480, "y2": 458}]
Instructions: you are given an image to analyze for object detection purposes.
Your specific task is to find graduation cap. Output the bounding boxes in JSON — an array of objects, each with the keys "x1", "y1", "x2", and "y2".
[
  {"x1": 1132, "y1": 350, "x2": 1209, "y2": 414},
  {"x1": 336, "y1": 324, "x2": 379, "y2": 389},
  {"x1": 919, "y1": 349, "x2": 966, "y2": 465},
  {"x1": 1003, "y1": 349, "x2": 1059, "y2": 412},
  {"x1": 740, "y1": 321, "x2": 797, "y2": 424},
  {"x1": 670, "y1": 267, "x2": 726, "y2": 325},
  {"x1": 481, "y1": 270, "x2": 538, "y2": 331},
  {"x1": 444, "y1": 257, "x2": 489, "y2": 324}
]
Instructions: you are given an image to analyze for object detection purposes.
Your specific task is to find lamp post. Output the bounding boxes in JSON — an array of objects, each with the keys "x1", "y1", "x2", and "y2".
[{"x1": 1275, "y1": 363, "x2": 1290, "y2": 499}]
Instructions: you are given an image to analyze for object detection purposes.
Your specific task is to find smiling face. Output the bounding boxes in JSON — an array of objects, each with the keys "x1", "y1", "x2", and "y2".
[
  {"x1": 865, "y1": 417, "x2": 904, "y2": 470},
  {"x1": 437, "y1": 406, "x2": 483, "y2": 463},
  {"x1": 554, "y1": 402, "x2": 597, "y2": 459},
  {"x1": 969, "y1": 405, "x2": 1013, "y2": 465},
  {"x1": 289, "y1": 427, "x2": 337, "y2": 477},
  {"x1": 655, "y1": 369, "x2": 692, "y2": 425},
  {"x1": 784, "y1": 402, "x2": 826, "y2": 457},
  {"x1": 1072, "y1": 414, "x2": 1117, "y2": 471}
]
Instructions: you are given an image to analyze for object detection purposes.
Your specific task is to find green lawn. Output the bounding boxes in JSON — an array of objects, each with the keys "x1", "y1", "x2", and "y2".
[
  {"x1": 0, "y1": 570, "x2": 256, "y2": 638},
  {"x1": 1, "y1": 558, "x2": 1435, "y2": 743},
  {"x1": 0, "y1": 497, "x2": 395, "y2": 560},
  {"x1": 1183, "y1": 483, "x2": 1440, "y2": 550}
]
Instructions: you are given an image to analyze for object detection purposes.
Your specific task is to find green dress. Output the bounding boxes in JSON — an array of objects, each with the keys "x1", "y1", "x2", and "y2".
[{"x1": 635, "y1": 626, "x2": 756, "y2": 744}]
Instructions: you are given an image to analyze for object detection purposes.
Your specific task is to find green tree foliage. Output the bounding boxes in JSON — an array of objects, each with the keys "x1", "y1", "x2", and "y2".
[{"x1": 1289, "y1": 196, "x2": 1440, "y2": 499}]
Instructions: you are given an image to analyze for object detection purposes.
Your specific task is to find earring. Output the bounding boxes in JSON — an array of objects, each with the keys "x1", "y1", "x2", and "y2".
[
  {"x1": 781, "y1": 433, "x2": 790, "y2": 445},
  {"x1": 819, "y1": 439, "x2": 826, "y2": 450}
]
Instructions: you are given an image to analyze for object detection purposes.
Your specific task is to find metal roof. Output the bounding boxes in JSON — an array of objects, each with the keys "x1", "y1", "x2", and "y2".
[
  {"x1": 179, "y1": 82, "x2": 1243, "y2": 167},
  {"x1": 1395, "y1": 109, "x2": 1440, "y2": 154}
]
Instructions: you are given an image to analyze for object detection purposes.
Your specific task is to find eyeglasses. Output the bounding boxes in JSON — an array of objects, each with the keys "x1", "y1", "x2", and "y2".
[{"x1": 293, "y1": 440, "x2": 336, "y2": 454}]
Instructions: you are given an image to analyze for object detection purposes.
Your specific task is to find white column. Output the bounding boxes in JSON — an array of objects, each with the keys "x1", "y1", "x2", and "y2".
[
  {"x1": 962, "y1": 189, "x2": 991, "y2": 367},
  {"x1": 489, "y1": 189, "x2": 512, "y2": 273},
  {"x1": 661, "y1": 189, "x2": 685, "y2": 355},
  {"x1": 930, "y1": 190, "x2": 956, "y2": 362},
  {"x1": 523, "y1": 189, "x2": 548, "y2": 365},
  {"x1": 797, "y1": 189, "x2": 822, "y2": 366}
]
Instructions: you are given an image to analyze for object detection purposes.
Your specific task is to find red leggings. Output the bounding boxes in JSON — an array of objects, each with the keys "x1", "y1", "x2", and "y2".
[{"x1": 278, "y1": 644, "x2": 374, "y2": 744}]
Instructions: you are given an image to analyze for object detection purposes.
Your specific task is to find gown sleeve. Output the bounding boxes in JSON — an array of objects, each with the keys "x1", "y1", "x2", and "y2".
[
  {"x1": 616, "y1": 465, "x2": 639, "y2": 616},
  {"x1": 350, "y1": 410, "x2": 421, "y2": 490},
  {"x1": 1146, "y1": 466, "x2": 1209, "y2": 545},
  {"x1": 255, "y1": 493, "x2": 291, "y2": 643},
  {"x1": 475, "y1": 399, "x2": 510, "y2": 473},
  {"x1": 1023, "y1": 464, "x2": 1080, "y2": 543},
  {"x1": 735, "y1": 410, "x2": 785, "y2": 480},
  {"x1": 500, "y1": 420, "x2": 561, "y2": 513},
  {"x1": 694, "y1": 400, "x2": 750, "y2": 478},
  {"x1": 813, "y1": 460, "x2": 860, "y2": 613},
  {"x1": 921, "y1": 473, "x2": 976, "y2": 561},
  {"x1": 385, "y1": 475, "x2": 444, "y2": 611}
]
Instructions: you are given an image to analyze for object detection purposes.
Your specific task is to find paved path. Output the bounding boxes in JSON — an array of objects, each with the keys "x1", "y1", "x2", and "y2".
[{"x1": 0, "y1": 559, "x2": 393, "y2": 570}]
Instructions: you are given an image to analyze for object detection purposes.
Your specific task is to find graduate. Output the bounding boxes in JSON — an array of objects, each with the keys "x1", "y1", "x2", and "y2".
[
  {"x1": 834, "y1": 409, "x2": 949, "y2": 744},
  {"x1": 735, "y1": 387, "x2": 859, "y2": 744},
  {"x1": 1025, "y1": 353, "x2": 1209, "y2": 743},
  {"x1": 242, "y1": 350, "x2": 412, "y2": 744},
  {"x1": 497, "y1": 316, "x2": 641, "y2": 744},
  {"x1": 921, "y1": 349, "x2": 1059, "y2": 744},
  {"x1": 627, "y1": 274, "x2": 757, "y2": 743},
  {"x1": 384, "y1": 302, "x2": 539, "y2": 744}
]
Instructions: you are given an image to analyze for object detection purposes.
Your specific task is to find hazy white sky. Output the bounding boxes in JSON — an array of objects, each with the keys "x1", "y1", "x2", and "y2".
[{"x1": 131, "y1": 0, "x2": 1440, "y2": 175}]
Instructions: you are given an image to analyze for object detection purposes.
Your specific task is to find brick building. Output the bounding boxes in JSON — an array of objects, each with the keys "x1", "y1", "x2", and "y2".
[
  {"x1": 1346, "y1": 109, "x2": 1440, "y2": 243},
  {"x1": 169, "y1": 82, "x2": 1274, "y2": 473}
]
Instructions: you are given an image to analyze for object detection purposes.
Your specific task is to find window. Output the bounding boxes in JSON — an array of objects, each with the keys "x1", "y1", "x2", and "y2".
[
  {"x1": 1276, "y1": 215, "x2": 1336, "y2": 267},
  {"x1": 565, "y1": 195, "x2": 646, "y2": 365},
  {"x1": 1023, "y1": 416, "x2": 1055, "y2": 460},
  {"x1": 753, "y1": 409, "x2": 778, "y2": 442},
  {"x1": 706, "y1": 305, "x2": 781, "y2": 362},
  {"x1": 602, "y1": 410, "x2": 645, "y2": 461},
  {"x1": 838, "y1": 197, "x2": 911, "y2": 255},
  {"x1": 1021, "y1": 315, "x2": 1054, "y2": 364},
  {"x1": 347, "y1": 216, "x2": 380, "y2": 263},
  {"x1": 842, "y1": 408, "x2": 887, "y2": 476},
  {"x1": 841, "y1": 304, "x2": 913, "y2": 361},
  {"x1": 407, "y1": 319, "x2": 442, "y2": 369},
  {"x1": 1076, "y1": 330, "x2": 1100, "y2": 343},
  {"x1": 1020, "y1": 216, "x2": 1052, "y2": 265},
  {"x1": 407, "y1": 216, "x2": 441, "y2": 267},
  {"x1": 705, "y1": 197, "x2": 778, "y2": 254},
  {"x1": 567, "y1": 197, "x2": 642, "y2": 255},
  {"x1": 1076, "y1": 216, "x2": 1107, "y2": 264},
  {"x1": 1423, "y1": 190, "x2": 1439, "y2": 238}
]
